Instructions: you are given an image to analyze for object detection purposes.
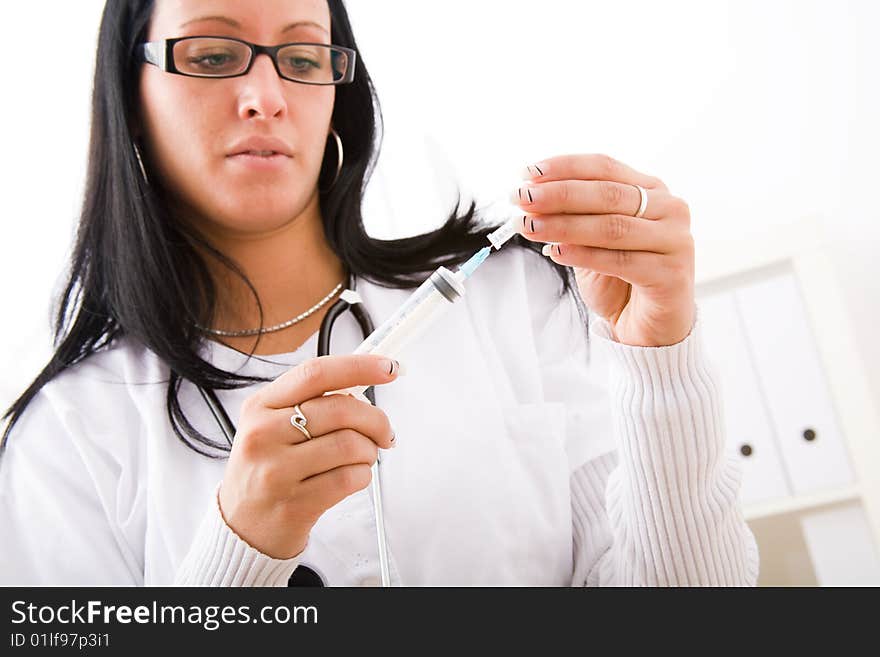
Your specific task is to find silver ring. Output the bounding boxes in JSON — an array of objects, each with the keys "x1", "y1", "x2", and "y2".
[
  {"x1": 634, "y1": 185, "x2": 648, "y2": 218},
  {"x1": 290, "y1": 404, "x2": 313, "y2": 440}
]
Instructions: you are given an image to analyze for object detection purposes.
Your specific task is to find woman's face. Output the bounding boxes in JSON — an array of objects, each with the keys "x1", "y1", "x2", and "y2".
[{"x1": 139, "y1": 0, "x2": 335, "y2": 235}]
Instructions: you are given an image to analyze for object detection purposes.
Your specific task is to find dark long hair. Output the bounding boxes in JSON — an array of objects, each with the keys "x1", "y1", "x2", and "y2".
[{"x1": 2, "y1": 0, "x2": 578, "y2": 457}]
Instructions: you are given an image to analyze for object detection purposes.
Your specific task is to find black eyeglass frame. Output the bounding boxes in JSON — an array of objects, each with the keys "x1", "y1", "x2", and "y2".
[{"x1": 137, "y1": 36, "x2": 357, "y2": 85}]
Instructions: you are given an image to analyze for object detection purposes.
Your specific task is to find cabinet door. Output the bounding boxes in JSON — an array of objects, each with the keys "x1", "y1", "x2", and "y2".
[
  {"x1": 735, "y1": 271, "x2": 854, "y2": 495},
  {"x1": 799, "y1": 504, "x2": 880, "y2": 585},
  {"x1": 698, "y1": 292, "x2": 791, "y2": 505}
]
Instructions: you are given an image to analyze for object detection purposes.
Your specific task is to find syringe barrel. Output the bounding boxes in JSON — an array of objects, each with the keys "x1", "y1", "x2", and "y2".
[
  {"x1": 354, "y1": 266, "x2": 465, "y2": 358},
  {"x1": 327, "y1": 266, "x2": 466, "y2": 399}
]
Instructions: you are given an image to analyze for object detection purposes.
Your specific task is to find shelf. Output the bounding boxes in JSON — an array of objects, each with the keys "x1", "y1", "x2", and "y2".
[{"x1": 744, "y1": 484, "x2": 862, "y2": 521}]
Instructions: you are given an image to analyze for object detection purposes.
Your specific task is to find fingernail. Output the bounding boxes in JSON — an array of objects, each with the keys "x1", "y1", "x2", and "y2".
[
  {"x1": 526, "y1": 217, "x2": 541, "y2": 234},
  {"x1": 542, "y1": 243, "x2": 559, "y2": 257},
  {"x1": 521, "y1": 163, "x2": 546, "y2": 179},
  {"x1": 384, "y1": 359, "x2": 400, "y2": 376},
  {"x1": 390, "y1": 430, "x2": 397, "y2": 448},
  {"x1": 512, "y1": 186, "x2": 536, "y2": 205}
]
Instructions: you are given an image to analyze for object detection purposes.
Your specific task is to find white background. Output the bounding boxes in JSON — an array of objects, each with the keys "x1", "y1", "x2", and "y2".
[{"x1": 1, "y1": 0, "x2": 879, "y2": 413}]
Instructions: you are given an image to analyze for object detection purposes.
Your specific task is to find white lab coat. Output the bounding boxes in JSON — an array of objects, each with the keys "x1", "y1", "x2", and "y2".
[{"x1": 0, "y1": 246, "x2": 758, "y2": 586}]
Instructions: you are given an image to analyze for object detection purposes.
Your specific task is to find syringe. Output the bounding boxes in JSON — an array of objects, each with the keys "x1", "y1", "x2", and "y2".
[
  {"x1": 326, "y1": 245, "x2": 491, "y2": 588},
  {"x1": 339, "y1": 211, "x2": 521, "y2": 386},
  {"x1": 334, "y1": 245, "x2": 492, "y2": 398}
]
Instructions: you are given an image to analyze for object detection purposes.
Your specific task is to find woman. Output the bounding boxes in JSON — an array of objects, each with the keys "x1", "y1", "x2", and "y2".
[{"x1": 0, "y1": 0, "x2": 757, "y2": 586}]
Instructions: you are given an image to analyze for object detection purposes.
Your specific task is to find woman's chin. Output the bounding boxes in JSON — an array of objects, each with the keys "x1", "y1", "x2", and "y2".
[{"x1": 205, "y1": 202, "x2": 308, "y2": 235}]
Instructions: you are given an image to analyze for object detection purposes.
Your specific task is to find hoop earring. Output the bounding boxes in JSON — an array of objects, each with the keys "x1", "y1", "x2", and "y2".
[
  {"x1": 133, "y1": 141, "x2": 149, "y2": 185},
  {"x1": 321, "y1": 128, "x2": 344, "y2": 191}
]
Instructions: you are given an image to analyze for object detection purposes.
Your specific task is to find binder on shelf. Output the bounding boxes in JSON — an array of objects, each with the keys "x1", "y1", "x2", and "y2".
[
  {"x1": 734, "y1": 270, "x2": 854, "y2": 495},
  {"x1": 697, "y1": 291, "x2": 791, "y2": 505}
]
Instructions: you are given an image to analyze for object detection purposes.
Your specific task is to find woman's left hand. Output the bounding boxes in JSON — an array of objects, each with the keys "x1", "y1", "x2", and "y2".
[{"x1": 514, "y1": 154, "x2": 695, "y2": 347}]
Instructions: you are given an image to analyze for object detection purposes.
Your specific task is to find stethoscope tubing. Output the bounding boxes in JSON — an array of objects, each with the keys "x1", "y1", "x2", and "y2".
[{"x1": 197, "y1": 274, "x2": 392, "y2": 586}]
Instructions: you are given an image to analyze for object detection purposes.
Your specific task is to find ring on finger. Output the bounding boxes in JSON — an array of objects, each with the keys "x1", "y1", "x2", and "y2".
[
  {"x1": 290, "y1": 404, "x2": 313, "y2": 440},
  {"x1": 633, "y1": 184, "x2": 648, "y2": 218}
]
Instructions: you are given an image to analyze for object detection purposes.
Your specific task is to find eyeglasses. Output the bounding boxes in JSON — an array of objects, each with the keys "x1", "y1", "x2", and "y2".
[{"x1": 137, "y1": 36, "x2": 357, "y2": 85}]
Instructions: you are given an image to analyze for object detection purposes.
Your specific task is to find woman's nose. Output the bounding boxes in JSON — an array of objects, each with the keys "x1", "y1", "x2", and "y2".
[{"x1": 236, "y1": 54, "x2": 288, "y2": 120}]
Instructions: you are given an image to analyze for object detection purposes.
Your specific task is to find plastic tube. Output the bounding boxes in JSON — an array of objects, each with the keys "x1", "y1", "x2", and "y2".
[{"x1": 337, "y1": 246, "x2": 491, "y2": 396}]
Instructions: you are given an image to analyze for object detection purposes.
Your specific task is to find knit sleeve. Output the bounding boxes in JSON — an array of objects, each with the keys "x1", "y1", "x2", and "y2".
[
  {"x1": 519, "y1": 248, "x2": 758, "y2": 586},
  {"x1": 568, "y1": 313, "x2": 760, "y2": 586},
  {"x1": 173, "y1": 483, "x2": 302, "y2": 587}
]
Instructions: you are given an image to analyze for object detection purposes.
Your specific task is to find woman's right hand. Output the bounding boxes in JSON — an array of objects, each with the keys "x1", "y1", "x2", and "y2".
[{"x1": 218, "y1": 354, "x2": 401, "y2": 559}]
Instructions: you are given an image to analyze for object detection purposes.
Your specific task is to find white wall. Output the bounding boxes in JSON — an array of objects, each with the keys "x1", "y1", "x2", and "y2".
[
  {"x1": 0, "y1": 1, "x2": 106, "y2": 411},
  {"x1": 2, "y1": 0, "x2": 879, "y2": 413}
]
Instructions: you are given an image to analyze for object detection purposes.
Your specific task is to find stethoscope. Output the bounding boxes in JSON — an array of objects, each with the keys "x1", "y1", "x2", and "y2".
[{"x1": 197, "y1": 272, "x2": 392, "y2": 587}]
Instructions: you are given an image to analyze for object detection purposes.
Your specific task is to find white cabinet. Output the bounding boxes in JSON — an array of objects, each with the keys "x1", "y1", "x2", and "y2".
[
  {"x1": 734, "y1": 271, "x2": 854, "y2": 495},
  {"x1": 695, "y1": 218, "x2": 880, "y2": 585}
]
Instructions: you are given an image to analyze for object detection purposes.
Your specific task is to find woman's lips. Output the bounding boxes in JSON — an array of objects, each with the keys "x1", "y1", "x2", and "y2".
[{"x1": 226, "y1": 152, "x2": 292, "y2": 170}]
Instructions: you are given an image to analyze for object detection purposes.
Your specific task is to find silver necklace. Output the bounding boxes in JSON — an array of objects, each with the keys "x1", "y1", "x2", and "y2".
[{"x1": 198, "y1": 281, "x2": 345, "y2": 337}]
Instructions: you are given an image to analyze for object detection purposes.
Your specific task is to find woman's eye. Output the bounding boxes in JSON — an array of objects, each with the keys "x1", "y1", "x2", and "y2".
[
  {"x1": 189, "y1": 53, "x2": 238, "y2": 69},
  {"x1": 286, "y1": 57, "x2": 319, "y2": 71}
]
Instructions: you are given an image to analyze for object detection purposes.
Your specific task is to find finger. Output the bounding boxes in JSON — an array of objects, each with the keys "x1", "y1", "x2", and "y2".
[
  {"x1": 242, "y1": 389, "x2": 394, "y2": 451},
  {"x1": 521, "y1": 154, "x2": 667, "y2": 191},
  {"x1": 291, "y1": 393, "x2": 395, "y2": 448},
  {"x1": 541, "y1": 244, "x2": 667, "y2": 287},
  {"x1": 255, "y1": 395, "x2": 394, "y2": 448},
  {"x1": 290, "y1": 429, "x2": 379, "y2": 480},
  {"x1": 257, "y1": 354, "x2": 402, "y2": 409},
  {"x1": 297, "y1": 463, "x2": 374, "y2": 510},
  {"x1": 511, "y1": 180, "x2": 672, "y2": 219},
  {"x1": 519, "y1": 213, "x2": 675, "y2": 254}
]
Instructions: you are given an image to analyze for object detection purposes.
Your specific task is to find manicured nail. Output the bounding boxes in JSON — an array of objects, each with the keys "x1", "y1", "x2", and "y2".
[
  {"x1": 390, "y1": 430, "x2": 397, "y2": 447},
  {"x1": 542, "y1": 243, "x2": 561, "y2": 257},
  {"x1": 527, "y1": 217, "x2": 541, "y2": 234},
  {"x1": 542, "y1": 244, "x2": 553, "y2": 256},
  {"x1": 512, "y1": 187, "x2": 536, "y2": 205},
  {"x1": 384, "y1": 359, "x2": 401, "y2": 376},
  {"x1": 521, "y1": 163, "x2": 546, "y2": 179}
]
